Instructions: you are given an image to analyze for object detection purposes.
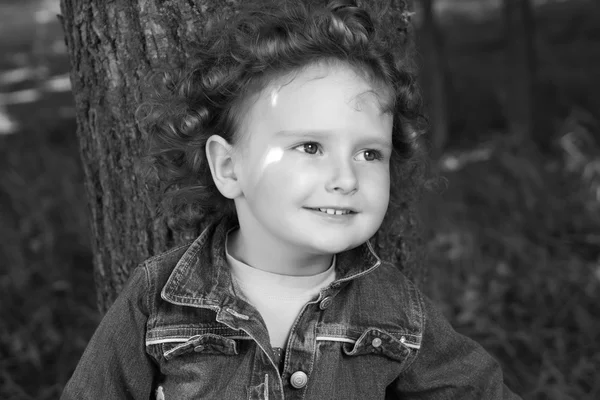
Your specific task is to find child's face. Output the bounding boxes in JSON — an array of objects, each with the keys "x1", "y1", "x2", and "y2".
[{"x1": 233, "y1": 62, "x2": 393, "y2": 256}]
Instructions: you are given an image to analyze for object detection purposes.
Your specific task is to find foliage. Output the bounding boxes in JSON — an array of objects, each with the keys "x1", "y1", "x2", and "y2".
[
  {"x1": 0, "y1": 117, "x2": 98, "y2": 399},
  {"x1": 423, "y1": 133, "x2": 600, "y2": 399}
]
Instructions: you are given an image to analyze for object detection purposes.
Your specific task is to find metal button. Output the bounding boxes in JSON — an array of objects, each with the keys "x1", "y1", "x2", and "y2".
[
  {"x1": 371, "y1": 338, "x2": 382, "y2": 348},
  {"x1": 290, "y1": 371, "x2": 308, "y2": 389},
  {"x1": 319, "y1": 296, "x2": 333, "y2": 310}
]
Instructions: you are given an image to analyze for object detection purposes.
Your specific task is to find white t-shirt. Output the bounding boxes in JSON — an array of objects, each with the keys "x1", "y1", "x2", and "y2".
[{"x1": 225, "y1": 232, "x2": 336, "y2": 349}]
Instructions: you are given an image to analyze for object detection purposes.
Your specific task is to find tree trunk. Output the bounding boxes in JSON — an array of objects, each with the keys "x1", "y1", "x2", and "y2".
[
  {"x1": 504, "y1": 0, "x2": 536, "y2": 139},
  {"x1": 419, "y1": 0, "x2": 450, "y2": 159},
  {"x1": 59, "y1": 0, "x2": 425, "y2": 314}
]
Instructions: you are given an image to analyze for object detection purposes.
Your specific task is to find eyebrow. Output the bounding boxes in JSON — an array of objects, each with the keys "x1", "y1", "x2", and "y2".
[{"x1": 275, "y1": 129, "x2": 392, "y2": 148}]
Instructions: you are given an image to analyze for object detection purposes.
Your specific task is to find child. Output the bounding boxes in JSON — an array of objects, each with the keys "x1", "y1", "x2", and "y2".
[{"x1": 62, "y1": 0, "x2": 521, "y2": 399}]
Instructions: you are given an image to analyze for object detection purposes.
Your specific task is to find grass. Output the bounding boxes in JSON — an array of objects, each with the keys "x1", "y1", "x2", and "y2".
[{"x1": 1, "y1": 0, "x2": 599, "y2": 398}]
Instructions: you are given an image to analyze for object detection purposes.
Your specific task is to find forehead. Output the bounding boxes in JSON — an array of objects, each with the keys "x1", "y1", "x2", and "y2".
[
  {"x1": 233, "y1": 62, "x2": 394, "y2": 149},
  {"x1": 351, "y1": 89, "x2": 392, "y2": 114},
  {"x1": 269, "y1": 62, "x2": 393, "y2": 114}
]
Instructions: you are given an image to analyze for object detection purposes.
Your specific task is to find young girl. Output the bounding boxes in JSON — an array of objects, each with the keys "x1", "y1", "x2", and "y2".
[{"x1": 62, "y1": 1, "x2": 521, "y2": 399}]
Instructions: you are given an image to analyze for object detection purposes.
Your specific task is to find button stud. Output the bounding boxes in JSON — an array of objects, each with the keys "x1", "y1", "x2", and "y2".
[
  {"x1": 319, "y1": 296, "x2": 333, "y2": 310},
  {"x1": 371, "y1": 338, "x2": 382, "y2": 348},
  {"x1": 290, "y1": 371, "x2": 308, "y2": 389}
]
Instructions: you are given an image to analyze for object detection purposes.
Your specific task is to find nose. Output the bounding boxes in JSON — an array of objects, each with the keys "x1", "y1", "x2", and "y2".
[{"x1": 325, "y1": 156, "x2": 358, "y2": 194}]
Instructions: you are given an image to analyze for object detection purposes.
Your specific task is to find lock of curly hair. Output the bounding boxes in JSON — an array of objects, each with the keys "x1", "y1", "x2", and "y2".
[{"x1": 137, "y1": 0, "x2": 428, "y2": 234}]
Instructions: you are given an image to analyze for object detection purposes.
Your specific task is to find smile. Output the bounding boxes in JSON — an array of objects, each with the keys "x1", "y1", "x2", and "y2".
[
  {"x1": 306, "y1": 207, "x2": 356, "y2": 216},
  {"x1": 318, "y1": 208, "x2": 351, "y2": 215}
]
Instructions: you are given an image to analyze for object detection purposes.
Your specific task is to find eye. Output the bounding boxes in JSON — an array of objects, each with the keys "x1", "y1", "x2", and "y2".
[
  {"x1": 358, "y1": 149, "x2": 384, "y2": 162},
  {"x1": 294, "y1": 142, "x2": 321, "y2": 155}
]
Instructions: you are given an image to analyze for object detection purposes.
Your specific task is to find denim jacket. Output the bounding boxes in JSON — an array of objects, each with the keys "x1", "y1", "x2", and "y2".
[{"x1": 62, "y1": 216, "x2": 521, "y2": 399}]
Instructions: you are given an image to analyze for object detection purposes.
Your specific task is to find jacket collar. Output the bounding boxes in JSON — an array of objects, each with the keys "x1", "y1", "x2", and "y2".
[{"x1": 161, "y1": 214, "x2": 382, "y2": 308}]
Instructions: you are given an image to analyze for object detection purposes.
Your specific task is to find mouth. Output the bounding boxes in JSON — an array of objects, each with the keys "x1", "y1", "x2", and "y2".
[{"x1": 305, "y1": 207, "x2": 357, "y2": 216}]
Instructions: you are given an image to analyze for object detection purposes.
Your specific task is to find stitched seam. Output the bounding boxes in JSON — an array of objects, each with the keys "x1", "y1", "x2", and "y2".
[
  {"x1": 399, "y1": 280, "x2": 425, "y2": 373},
  {"x1": 264, "y1": 374, "x2": 269, "y2": 400},
  {"x1": 146, "y1": 337, "x2": 189, "y2": 345},
  {"x1": 225, "y1": 308, "x2": 250, "y2": 320},
  {"x1": 141, "y1": 263, "x2": 154, "y2": 323},
  {"x1": 315, "y1": 336, "x2": 357, "y2": 344},
  {"x1": 148, "y1": 326, "x2": 246, "y2": 332}
]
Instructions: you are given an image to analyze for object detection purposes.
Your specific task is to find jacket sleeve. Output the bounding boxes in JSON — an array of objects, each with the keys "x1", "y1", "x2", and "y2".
[
  {"x1": 61, "y1": 265, "x2": 158, "y2": 399},
  {"x1": 387, "y1": 291, "x2": 522, "y2": 400}
]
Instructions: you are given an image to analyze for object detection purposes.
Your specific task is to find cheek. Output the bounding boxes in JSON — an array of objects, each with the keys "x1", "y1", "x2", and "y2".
[
  {"x1": 247, "y1": 150, "x2": 314, "y2": 194},
  {"x1": 362, "y1": 165, "x2": 389, "y2": 185},
  {"x1": 361, "y1": 167, "x2": 390, "y2": 201},
  {"x1": 240, "y1": 147, "x2": 283, "y2": 189}
]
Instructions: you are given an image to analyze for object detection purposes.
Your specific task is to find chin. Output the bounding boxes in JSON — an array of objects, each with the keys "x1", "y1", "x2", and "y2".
[{"x1": 310, "y1": 238, "x2": 363, "y2": 255}]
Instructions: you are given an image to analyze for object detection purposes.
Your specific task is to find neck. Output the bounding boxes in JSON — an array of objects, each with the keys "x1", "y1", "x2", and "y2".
[{"x1": 228, "y1": 228, "x2": 333, "y2": 276}]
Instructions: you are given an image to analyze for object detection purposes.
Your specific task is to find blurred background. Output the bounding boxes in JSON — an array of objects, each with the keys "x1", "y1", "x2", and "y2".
[{"x1": 0, "y1": 0, "x2": 599, "y2": 398}]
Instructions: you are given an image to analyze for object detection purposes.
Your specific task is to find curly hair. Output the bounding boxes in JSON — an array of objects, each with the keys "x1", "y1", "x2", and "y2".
[{"x1": 137, "y1": 0, "x2": 428, "y2": 234}]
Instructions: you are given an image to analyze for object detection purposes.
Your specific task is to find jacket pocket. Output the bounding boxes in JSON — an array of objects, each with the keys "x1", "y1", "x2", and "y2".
[
  {"x1": 160, "y1": 333, "x2": 239, "y2": 360},
  {"x1": 341, "y1": 328, "x2": 411, "y2": 362}
]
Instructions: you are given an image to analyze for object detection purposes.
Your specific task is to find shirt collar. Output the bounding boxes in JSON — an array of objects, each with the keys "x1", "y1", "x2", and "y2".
[{"x1": 161, "y1": 214, "x2": 382, "y2": 308}]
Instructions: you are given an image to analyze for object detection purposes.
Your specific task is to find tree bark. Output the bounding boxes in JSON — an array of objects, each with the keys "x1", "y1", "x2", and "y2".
[
  {"x1": 419, "y1": 0, "x2": 450, "y2": 159},
  {"x1": 504, "y1": 0, "x2": 537, "y2": 139},
  {"x1": 59, "y1": 0, "x2": 425, "y2": 314}
]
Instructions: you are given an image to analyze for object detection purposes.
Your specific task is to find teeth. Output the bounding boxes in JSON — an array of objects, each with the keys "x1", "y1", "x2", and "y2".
[{"x1": 318, "y1": 208, "x2": 350, "y2": 215}]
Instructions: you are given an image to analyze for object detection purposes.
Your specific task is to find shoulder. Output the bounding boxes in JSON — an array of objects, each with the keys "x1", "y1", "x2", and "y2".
[
  {"x1": 363, "y1": 260, "x2": 422, "y2": 300},
  {"x1": 370, "y1": 260, "x2": 422, "y2": 308},
  {"x1": 354, "y1": 260, "x2": 425, "y2": 336}
]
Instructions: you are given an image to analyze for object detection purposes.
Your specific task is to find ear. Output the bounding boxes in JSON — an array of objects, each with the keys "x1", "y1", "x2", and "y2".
[{"x1": 205, "y1": 135, "x2": 242, "y2": 199}]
